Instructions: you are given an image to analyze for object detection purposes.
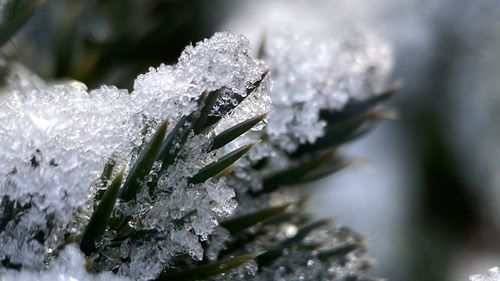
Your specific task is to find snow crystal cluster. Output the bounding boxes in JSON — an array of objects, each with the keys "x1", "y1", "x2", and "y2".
[
  {"x1": 229, "y1": 29, "x2": 393, "y2": 193},
  {"x1": 0, "y1": 32, "x2": 271, "y2": 279},
  {"x1": 0, "y1": 81, "x2": 141, "y2": 268},
  {"x1": 264, "y1": 30, "x2": 393, "y2": 153},
  {"x1": 132, "y1": 32, "x2": 269, "y2": 124},
  {"x1": 470, "y1": 267, "x2": 500, "y2": 281},
  {"x1": 0, "y1": 245, "x2": 131, "y2": 281},
  {"x1": 219, "y1": 29, "x2": 393, "y2": 280},
  {"x1": 109, "y1": 33, "x2": 270, "y2": 280},
  {"x1": 0, "y1": 27, "x2": 390, "y2": 280}
]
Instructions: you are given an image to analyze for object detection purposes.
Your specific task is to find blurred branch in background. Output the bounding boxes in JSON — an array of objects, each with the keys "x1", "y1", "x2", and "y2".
[{"x1": 3, "y1": 0, "x2": 232, "y2": 88}]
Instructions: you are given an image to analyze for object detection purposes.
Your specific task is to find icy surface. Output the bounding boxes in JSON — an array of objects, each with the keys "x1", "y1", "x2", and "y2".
[
  {"x1": 470, "y1": 267, "x2": 500, "y2": 281},
  {"x1": 264, "y1": 30, "x2": 393, "y2": 152},
  {"x1": 0, "y1": 245, "x2": 131, "y2": 281}
]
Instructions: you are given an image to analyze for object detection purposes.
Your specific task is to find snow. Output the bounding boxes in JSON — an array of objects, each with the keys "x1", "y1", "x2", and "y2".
[
  {"x1": 264, "y1": 30, "x2": 393, "y2": 153},
  {"x1": 0, "y1": 32, "x2": 271, "y2": 279},
  {"x1": 0, "y1": 27, "x2": 391, "y2": 280},
  {"x1": 470, "y1": 267, "x2": 500, "y2": 281},
  {"x1": 0, "y1": 245, "x2": 131, "y2": 281},
  {"x1": 132, "y1": 32, "x2": 269, "y2": 124},
  {"x1": 114, "y1": 32, "x2": 271, "y2": 280},
  {"x1": 0, "y1": 82, "x2": 140, "y2": 268}
]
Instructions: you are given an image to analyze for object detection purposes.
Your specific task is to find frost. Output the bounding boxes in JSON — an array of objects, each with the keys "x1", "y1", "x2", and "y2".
[
  {"x1": 227, "y1": 29, "x2": 393, "y2": 195},
  {"x1": 215, "y1": 29, "x2": 391, "y2": 280},
  {"x1": 0, "y1": 81, "x2": 141, "y2": 268},
  {"x1": 264, "y1": 29, "x2": 393, "y2": 153},
  {"x1": 213, "y1": 72, "x2": 272, "y2": 151},
  {"x1": 0, "y1": 245, "x2": 131, "y2": 281},
  {"x1": 470, "y1": 267, "x2": 500, "y2": 281},
  {"x1": 132, "y1": 32, "x2": 269, "y2": 124},
  {"x1": 0, "y1": 27, "x2": 384, "y2": 280},
  {"x1": 0, "y1": 31, "x2": 271, "y2": 279},
  {"x1": 90, "y1": 32, "x2": 271, "y2": 280}
]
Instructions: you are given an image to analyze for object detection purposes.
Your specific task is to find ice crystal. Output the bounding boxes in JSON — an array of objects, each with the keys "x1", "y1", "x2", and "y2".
[
  {"x1": 132, "y1": 32, "x2": 268, "y2": 124},
  {"x1": 264, "y1": 30, "x2": 393, "y2": 153},
  {"x1": 0, "y1": 32, "x2": 271, "y2": 279},
  {"x1": 0, "y1": 81, "x2": 141, "y2": 268},
  {"x1": 0, "y1": 245, "x2": 131, "y2": 281},
  {"x1": 0, "y1": 24, "x2": 388, "y2": 280},
  {"x1": 211, "y1": 29, "x2": 391, "y2": 280},
  {"x1": 213, "y1": 72, "x2": 272, "y2": 152},
  {"x1": 228, "y1": 29, "x2": 393, "y2": 195},
  {"x1": 470, "y1": 267, "x2": 500, "y2": 281},
  {"x1": 92, "y1": 32, "x2": 271, "y2": 280}
]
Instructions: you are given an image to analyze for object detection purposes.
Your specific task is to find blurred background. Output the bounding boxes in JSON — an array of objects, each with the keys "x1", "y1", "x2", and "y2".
[{"x1": 3, "y1": 0, "x2": 500, "y2": 280}]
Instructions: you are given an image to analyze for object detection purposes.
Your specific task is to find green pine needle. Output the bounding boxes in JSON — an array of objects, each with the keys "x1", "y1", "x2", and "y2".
[
  {"x1": 80, "y1": 170, "x2": 124, "y2": 255},
  {"x1": 189, "y1": 142, "x2": 257, "y2": 184},
  {"x1": 317, "y1": 242, "x2": 363, "y2": 261},
  {"x1": 157, "y1": 115, "x2": 190, "y2": 170},
  {"x1": 120, "y1": 119, "x2": 169, "y2": 201},
  {"x1": 295, "y1": 156, "x2": 349, "y2": 184},
  {"x1": 94, "y1": 158, "x2": 116, "y2": 202},
  {"x1": 211, "y1": 113, "x2": 267, "y2": 151},
  {"x1": 221, "y1": 204, "x2": 290, "y2": 234},
  {"x1": 193, "y1": 90, "x2": 222, "y2": 134},
  {"x1": 256, "y1": 150, "x2": 338, "y2": 195},
  {"x1": 204, "y1": 69, "x2": 269, "y2": 128}
]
